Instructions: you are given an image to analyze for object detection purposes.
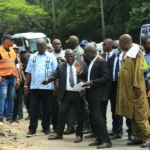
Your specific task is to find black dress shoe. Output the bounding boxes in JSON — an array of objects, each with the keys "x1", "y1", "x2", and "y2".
[
  {"x1": 74, "y1": 136, "x2": 82, "y2": 143},
  {"x1": 108, "y1": 132, "x2": 114, "y2": 136},
  {"x1": 43, "y1": 130, "x2": 51, "y2": 135},
  {"x1": 128, "y1": 134, "x2": 134, "y2": 141},
  {"x1": 127, "y1": 140, "x2": 143, "y2": 145},
  {"x1": 97, "y1": 141, "x2": 112, "y2": 149},
  {"x1": 26, "y1": 130, "x2": 36, "y2": 137},
  {"x1": 110, "y1": 134, "x2": 122, "y2": 140},
  {"x1": 25, "y1": 115, "x2": 30, "y2": 120},
  {"x1": 89, "y1": 140, "x2": 102, "y2": 146},
  {"x1": 141, "y1": 141, "x2": 150, "y2": 148},
  {"x1": 48, "y1": 133, "x2": 63, "y2": 140}
]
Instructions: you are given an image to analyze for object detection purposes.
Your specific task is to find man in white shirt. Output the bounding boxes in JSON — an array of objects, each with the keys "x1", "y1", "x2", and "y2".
[{"x1": 41, "y1": 50, "x2": 87, "y2": 143}]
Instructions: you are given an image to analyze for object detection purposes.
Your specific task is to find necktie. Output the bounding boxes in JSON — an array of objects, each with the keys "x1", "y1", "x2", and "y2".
[
  {"x1": 69, "y1": 65, "x2": 74, "y2": 88},
  {"x1": 107, "y1": 54, "x2": 110, "y2": 62},
  {"x1": 115, "y1": 56, "x2": 119, "y2": 81}
]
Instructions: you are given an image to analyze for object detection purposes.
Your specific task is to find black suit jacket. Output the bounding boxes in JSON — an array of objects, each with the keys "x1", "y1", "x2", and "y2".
[
  {"x1": 108, "y1": 53, "x2": 124, "y2": 92},
  {"x1": 47, "y1": 61, "x2": 87, "y2": 102},
  {"x1": 78, "y1": 57, "x2": 109, "y2": 102},
  {"x1": 100, "y1": 52, "x2": 106, "y2": 60}
]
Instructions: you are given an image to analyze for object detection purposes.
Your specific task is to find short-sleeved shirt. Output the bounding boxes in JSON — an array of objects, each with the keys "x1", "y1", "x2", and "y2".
[
  {"x1": 0, "y1": 48, "x2": 18, "y2": 78},
  {"x1": 52, "y1": 50, "x2": 66, "y2": 64},
  {"x1": 25, "y1": 50, "x2": 57, "y2": 90}
]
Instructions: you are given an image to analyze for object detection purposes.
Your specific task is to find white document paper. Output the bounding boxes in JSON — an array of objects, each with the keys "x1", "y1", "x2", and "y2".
[{"x1": 72, "y1": 82, "x2": 86, "y2": 91}]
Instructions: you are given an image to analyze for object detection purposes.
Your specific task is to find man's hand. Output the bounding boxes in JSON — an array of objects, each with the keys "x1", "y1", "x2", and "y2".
[
  {"x1": 57, "y1": 57, "x2": 65, "y2": 62},
  {"x1": 41, "y1": 78, "x2": 48, "y2": 85},
  {"x1": 135, "y1": 88, "x2": 141, "y2": 99},
  {"x1": 53, "y1": 87, "x2": 58, "y2": 96},
  {"x1": 0, "y1": 76, "x2": 2, "y2": 85},
  {"x1": 82, "y1": 81, "x2": 92, "y2": 87},
  {"x1": 16, "y1": 80, "x2": 20, "y2": 89},
  {"x1": 24, "y1": 86, "x2": 29, "y2": 97},
  {"x1": 74, "y1": 61, "x2": 81, "y2": 73}
]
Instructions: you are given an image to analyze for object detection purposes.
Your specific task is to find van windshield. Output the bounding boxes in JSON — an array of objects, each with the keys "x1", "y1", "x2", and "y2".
[{"x1": 27, "y1": 38, "x2": 48, "y2": 53}]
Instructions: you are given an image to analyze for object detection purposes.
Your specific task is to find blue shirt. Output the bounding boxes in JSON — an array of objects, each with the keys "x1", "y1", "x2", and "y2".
[
  {"x1": 25, "y1": 51, "x2": 57, "y2": 90},
  {"x1": 143, "y1": 51, "x2": 150, "y2": 65}
]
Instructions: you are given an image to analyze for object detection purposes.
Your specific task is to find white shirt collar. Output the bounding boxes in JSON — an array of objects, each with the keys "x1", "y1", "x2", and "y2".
[
  {"x1": 125, "y1": 43, "x2": 142, "y2": 58},
  {"x1": 106, "y1": 51, "x2": 113, "y2": 55},
  {"x1": 91, "y1": 55, "x2": 98, "y2": 62}
]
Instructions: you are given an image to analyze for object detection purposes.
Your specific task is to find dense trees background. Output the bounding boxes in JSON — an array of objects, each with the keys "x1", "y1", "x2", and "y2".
[{"x1": 0, "y1": 0, "x2": 150, "y2": 46}]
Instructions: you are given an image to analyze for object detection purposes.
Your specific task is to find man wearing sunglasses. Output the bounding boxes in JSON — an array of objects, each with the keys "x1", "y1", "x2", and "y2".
[
  {"x1": 99, "y1": 39, "x2": 113, "y2": 128},
  {"x1": 0, "y1": 34, "x2": 20, "y2": 126}
]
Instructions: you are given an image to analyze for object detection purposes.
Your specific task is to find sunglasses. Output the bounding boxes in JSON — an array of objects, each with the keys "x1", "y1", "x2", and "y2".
[
  {"x1": 102, "y1": 43, "x2": 109, "y2": 46},
  {"x1": 112, "y1": 46, "x2": 118, "y2": 49},
  {"x1": 65, "y1": 56, "x2": 75, "y2": 59}
]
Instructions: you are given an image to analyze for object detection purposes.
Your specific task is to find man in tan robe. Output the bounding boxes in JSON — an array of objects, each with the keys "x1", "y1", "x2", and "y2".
[{"x1": 116, "y1": 34, "x2": 150, "y2": 148}]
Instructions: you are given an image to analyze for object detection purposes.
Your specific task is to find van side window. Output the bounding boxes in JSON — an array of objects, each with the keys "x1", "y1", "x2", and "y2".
[{"x1": 14, "y1": 38, "x2": 23, "y2": 46}]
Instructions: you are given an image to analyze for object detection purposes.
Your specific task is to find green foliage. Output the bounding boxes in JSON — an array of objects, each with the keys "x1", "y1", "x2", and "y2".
[
  {"x1": 126, "y1": 1, "x2": 150, "y2": 32},
  {"x1": 1, "y1": 0, "x2": 150, "y2": 45},
  {"x1": 0, "y1": 0, "x2": 47, "y2": 36}
]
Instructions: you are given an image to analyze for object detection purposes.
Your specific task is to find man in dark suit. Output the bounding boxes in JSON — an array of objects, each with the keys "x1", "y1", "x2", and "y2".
[
  {"x1": 108, "y1": 40, "x2": 133, "y2": 141},
  {"x1": 74, "y1": 44, "x2": 112, "y2": 149},
  {"x1": 41, "y1": 50, "x2": 87, "y2": 143},
  {"x1": 100, "y1": 39, "x2": 113, "y2": 125}
]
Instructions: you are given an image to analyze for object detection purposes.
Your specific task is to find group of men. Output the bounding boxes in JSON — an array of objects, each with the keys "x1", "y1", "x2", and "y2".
[{"x1": 0, "y1": 33, "x2": 150, "y2": 149}]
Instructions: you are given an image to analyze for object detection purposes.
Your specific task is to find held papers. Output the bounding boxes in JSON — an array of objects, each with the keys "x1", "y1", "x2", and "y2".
[{"x1": 72, "y1": 82, "x2": 86, "y2": 91}]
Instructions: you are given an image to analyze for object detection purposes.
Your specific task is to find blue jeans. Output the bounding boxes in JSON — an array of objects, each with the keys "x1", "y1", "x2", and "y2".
[{"x1": 0, "y1": 77, "x2": 16, "y2": 117}]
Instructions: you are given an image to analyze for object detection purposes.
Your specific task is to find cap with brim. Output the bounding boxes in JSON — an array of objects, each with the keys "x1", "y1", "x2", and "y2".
[
  {"x1": 80, "y1": 40, "x2": 89, "y2": 46},
  {"x1": 66, "y1": 35, "x2": 79, "y2": 43},
  {"x1": 2, "y1": 34, "x2": 16, "y2": 41},
  {"x1": 20, "y1": 49, "x2": 27, "y2": 54},
  {"x1": 12, "y1": 44, "x2": 19, "y2": 49}
]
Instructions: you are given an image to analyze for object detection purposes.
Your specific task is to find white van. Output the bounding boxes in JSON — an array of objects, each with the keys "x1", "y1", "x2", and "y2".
[
  {"x1": 13, "y1": 32, "x2": 51, "y2": 53},
  {"x1": 140, "y1": 24, "x2": 150, "y2": 45}
]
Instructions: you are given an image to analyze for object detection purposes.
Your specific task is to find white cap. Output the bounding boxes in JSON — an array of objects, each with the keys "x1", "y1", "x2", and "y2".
[{"x1": 12, "y1": 44, "x2": 19, "y2": 49}]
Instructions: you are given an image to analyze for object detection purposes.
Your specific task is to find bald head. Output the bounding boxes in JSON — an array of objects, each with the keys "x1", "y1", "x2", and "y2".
[
  {"x1": 104, "y1": 39, "x2": 112, "y2": 44},
  {"x1": 119, "y1": 34, "x2": 132, "y2": 51},
  {"x1": 84, "y1": 44, "x2": 97, "y2": 60},
  {"x1": 36, "y1": 38, "x2": 46, "y2": 54},
  {"x1": 37, "y1": 38, "x2": 46, "y2": 45},
  {"x1": 65, "y1": 49, "x2": 74, "y2": 55},
  {"x1": 53, "y1": 39, "x2": 61, "y2": 44},
  {"x1": 90, "y1": 42, "x2": 97, "y2": 48},
  {"x1": 85, "y1": 43, "x2": 96, "y2": 51},
  {"x1": 119, "y1": 34, "x2": 132, "y2": 43},
  {"x1": 112, "y1": 40, "x2": 119, "y2": 49}
]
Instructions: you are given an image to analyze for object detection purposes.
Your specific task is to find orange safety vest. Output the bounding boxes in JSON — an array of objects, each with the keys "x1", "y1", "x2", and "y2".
[{"x1": 0, "y1": 46, "x2": 16, "y2": 76}]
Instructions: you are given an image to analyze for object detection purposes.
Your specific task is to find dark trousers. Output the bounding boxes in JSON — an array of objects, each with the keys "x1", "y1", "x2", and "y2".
[
  {"x1": 110, "y1": 81, "x2": 132, "y2": 134},
  {"x1": 56, "y1": 91, "x2": 84, "y2": 137},
  {"x1": 66, "y1": 101, "x2": 91, "y2": 128},
  {"x1": 87, "y1": 90, "x2": 110, "y2": 142},
  {"x1": 29, "y1": 89, "x2": 53, "y2": 131},
  {"x1": 52, "y1": 95, "x2": 59, "y2": 130},
  {"x1": 102, "y1": 101, "x2": 108, "y2": 125},
  {"x1": 24, "y1": 87, "x2": 30, "y2": 116},
  {"x1": 89, "y1": 113, "x2": 95, "y2": 133},
  {"x1": 13, "y1": 84, "x2": 23, "y2": 120}
]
